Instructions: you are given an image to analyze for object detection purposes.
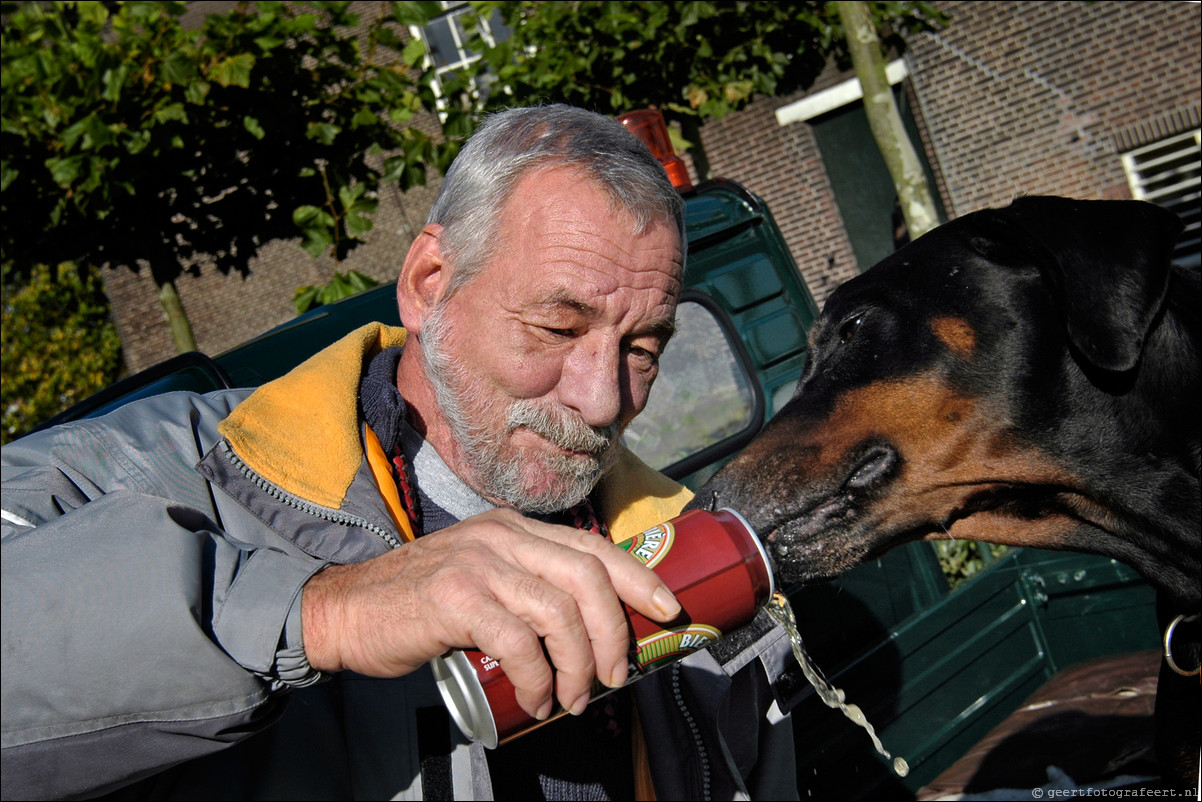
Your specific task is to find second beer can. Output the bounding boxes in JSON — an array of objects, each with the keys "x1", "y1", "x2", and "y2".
[{"x1": 431, "y1": 507, "x2": 774, "y2": 748}]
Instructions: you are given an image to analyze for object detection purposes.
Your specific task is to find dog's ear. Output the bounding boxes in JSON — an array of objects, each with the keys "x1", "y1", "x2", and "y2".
[{"x1": 977, "y1": 196, "x2": 1182, "y2": 373}]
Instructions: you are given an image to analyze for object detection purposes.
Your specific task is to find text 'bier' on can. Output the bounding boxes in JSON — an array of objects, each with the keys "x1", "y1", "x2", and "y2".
[{"x1": 432, "y1": 508, "x2": 774, "y2": 748}]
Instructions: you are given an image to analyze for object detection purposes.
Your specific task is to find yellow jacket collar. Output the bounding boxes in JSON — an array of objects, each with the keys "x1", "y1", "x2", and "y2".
[
  {"x1": 598, "y1": 448, "x2": 693, "y2": 541},
  {"x1": 217, "y1": 322, "x2": 693, "y2": 534},
  {"x1": 219, "y1": 322, "x2": 408, "y2": 509}
]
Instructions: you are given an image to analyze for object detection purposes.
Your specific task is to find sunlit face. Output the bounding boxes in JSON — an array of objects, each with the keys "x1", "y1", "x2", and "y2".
[{"x1": 417, "y1": 167, "x2": 683, "y2": 512}]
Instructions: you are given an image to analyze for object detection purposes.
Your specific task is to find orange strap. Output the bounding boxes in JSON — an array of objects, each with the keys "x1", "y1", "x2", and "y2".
[
  {"x1": 363, "y1": 425, "x2": 417, "y2": 543},
  {"x1": 631, "y1": 700, "x2": 658, "y2": 800}
]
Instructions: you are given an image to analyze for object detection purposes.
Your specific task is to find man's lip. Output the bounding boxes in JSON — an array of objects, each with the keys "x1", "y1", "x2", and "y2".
[
  {"x1": 514, "y1": 426, "x2": 601, "y2": 459},
  {"x1": 550, "y1": 441, "x2": 600, "y2": 460}
]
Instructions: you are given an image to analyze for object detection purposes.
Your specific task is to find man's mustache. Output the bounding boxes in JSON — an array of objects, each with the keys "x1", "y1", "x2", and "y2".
[{"x1": 506, "y1": 401, "x2": 618, "y2": 457}]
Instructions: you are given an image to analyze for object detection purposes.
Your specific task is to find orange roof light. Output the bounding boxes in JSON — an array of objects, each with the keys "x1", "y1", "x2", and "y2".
[{"x1": 617, "y1": 109, "x2": 694, "y2": 193}]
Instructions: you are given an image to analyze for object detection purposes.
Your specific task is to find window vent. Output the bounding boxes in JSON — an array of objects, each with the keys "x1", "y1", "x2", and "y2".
[{"x1": 1121, "y1": 129, "x2": 1201, "y2": 269}]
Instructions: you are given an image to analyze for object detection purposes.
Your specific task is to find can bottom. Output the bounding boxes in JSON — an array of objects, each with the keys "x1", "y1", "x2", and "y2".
[{"x1": 431, "y1": 651, "x2": 499, "y2": 749}]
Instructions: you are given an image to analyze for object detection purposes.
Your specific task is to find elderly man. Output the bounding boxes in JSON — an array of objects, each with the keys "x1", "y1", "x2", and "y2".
[{"x1": 2, "y1": 105, "x2": 797, "y2": 800}]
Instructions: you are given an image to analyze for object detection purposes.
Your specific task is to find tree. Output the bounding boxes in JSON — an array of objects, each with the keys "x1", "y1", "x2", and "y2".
[
  {"x1": 1, "y1": 261, "x2": 122, "y2": 444},
  {"x1": 836, "y1": 0, "x2": 938, "y2": 239},
  {"x1": 1, "y1": 1, "x2": 464, "y2": 353},
  {"x1": 457, "y1": 1, "x2": 944, "y2": 181}
]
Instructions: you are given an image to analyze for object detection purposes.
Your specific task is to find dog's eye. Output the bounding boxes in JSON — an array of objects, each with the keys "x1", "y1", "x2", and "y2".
[{"x1": 839, "y1": 316, "x2": 862, "y2": 344}]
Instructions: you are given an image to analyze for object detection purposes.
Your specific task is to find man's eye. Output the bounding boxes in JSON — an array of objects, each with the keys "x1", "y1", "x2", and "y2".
[
  {"x1": 543, "y1": 327, "x2": 575, "y2": 338},
  {"x1": 625, "y1": 344, "x2": 659, "y2": 364}
]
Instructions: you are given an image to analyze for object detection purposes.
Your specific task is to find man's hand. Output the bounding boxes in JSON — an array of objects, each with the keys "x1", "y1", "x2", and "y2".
[{"x1": 301, "y1": 508, "x2": 681, "y2": 720}]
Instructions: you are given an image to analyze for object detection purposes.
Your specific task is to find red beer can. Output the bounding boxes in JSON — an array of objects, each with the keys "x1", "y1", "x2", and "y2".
[{"x1": 431, "y1": 508, "x2": 774, "y2": 748}]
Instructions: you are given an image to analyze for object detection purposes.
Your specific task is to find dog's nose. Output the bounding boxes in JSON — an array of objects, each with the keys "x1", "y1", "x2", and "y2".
[
  {"x1": 846, "y1": 445, "x2": 898, "y2": 491},
  {"x1": 682, "y1": 489, "x2": 720, "y2": 512}
]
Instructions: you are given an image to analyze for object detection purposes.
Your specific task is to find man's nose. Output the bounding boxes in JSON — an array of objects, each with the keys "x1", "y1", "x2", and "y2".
[{"x1": 558, "y1": 342, "x2": 623, "y2": 428}]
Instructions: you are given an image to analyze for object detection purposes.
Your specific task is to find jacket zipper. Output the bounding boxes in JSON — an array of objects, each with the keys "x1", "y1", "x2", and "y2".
[
  {"x1": 671, "y1": 663, "x2": 711, "y2": 800},
  {"x1": 220, "y1": 440, "x2": 403, "y2": 550}
]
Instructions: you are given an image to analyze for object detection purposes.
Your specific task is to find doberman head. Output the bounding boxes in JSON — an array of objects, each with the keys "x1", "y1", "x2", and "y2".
[{"x1": 690, "y1": 196, "x2": 1200, "y2": 613}]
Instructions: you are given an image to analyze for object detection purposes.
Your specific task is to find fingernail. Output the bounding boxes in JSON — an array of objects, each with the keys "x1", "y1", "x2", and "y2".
[
  {"x1": 535, "y1": 699, "x2": 554, "y2": 721},
  {"x1": 608, "y1": 660, "x2": 629, "y2": 689},
  {"x1": 569, "y1": 692, "x2": 590, "y2": 716},
  {"x1": 652, "y1": 587, "x2": 681, "y2": 619}
]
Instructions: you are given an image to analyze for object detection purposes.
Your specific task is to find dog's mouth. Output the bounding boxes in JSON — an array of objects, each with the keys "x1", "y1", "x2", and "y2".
[
  {"x1": 697, "y1": 440, "x2": 1077, "y2": 585},
  {"x1": 689, "y1": 397, "x2": 1114, "y2": 586},
  {"x1": 760, "y1": 479, "x2": 1092, "y2": 585},
  {"x1": 763, "y1": 498, "x2": 931, "y2": 585},
  {"x1": 693, "y1": 443, "x2": 912, "y2": 584}
]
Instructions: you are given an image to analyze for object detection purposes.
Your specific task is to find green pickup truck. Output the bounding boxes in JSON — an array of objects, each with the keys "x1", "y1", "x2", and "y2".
[{"x1": 32, "y1": 178, "x2": 1160, "y2": 798}]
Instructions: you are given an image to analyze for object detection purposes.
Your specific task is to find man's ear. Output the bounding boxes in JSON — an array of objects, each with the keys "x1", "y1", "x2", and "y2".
[{"x1": 396, "y1": 224, "x2": 447, "y2": 334}]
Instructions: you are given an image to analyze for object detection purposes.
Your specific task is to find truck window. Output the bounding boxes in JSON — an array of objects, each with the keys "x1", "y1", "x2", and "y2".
[{"x1": 623, "y1": 293, "x2": 762, "y2": 481}]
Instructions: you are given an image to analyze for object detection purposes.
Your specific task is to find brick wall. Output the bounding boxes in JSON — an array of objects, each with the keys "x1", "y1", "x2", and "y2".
[
  {"x1": 108, "y1": 0, "x2": 1200, "y2": 370},
  {"x1": 102, "y1": 172, "x2": 443, "y2": 372},
  {"x1": 906, "y1": 1, "x2": 1200, "y2": 213},
  {"x1": 696, "y1": 0, "x2": 1199, "y2": 308}
]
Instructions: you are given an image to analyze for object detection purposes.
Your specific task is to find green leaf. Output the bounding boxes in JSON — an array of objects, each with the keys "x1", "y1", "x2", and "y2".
[
  {"x1": 184, "y1": 80, "x2": 211, "y2": 105},
  {"x1": 305, "y1": 122, "x2": 341, "y2": 145},
  {"x1": 101, "y1": 66, "x2": 129, "y2": 102},
  {"x1": 292, "y1": 204, "x2": 324, "y2": 225},
  {"x1": 345, "y1": 270, "x2": 379, "y2": 292},
  {"x1": 323, "y1": 273, "x2": 351, "y2": 300},
  {"x1": 161, "y1": 50, "x2": 195, "y2": 86},
  {"x1": 298, "y1": 225, "x2": 333, "y2": 257},
  {"x1": 391, "y1": 1, "x2": 439, "y2": 27},
  {"x1": 337, "y1": 182, "x2": 365, "y2": 209},
  {"x1": 153, "y1": 103, "x2": 189, "y2": 125},
  {"x1": 1, "y1": 164, "x2": 19, "y2": 193},
  {"x1": 253, "y1": 35, "x2": 285, "y2": 52},
  {"x1": 350, "y1": 107, "x2": 377, "y2": 129},
  {"x1": 381, "y1": 155, "x2": 407, "y2": 184},
  {"x1": 400, "y1": 37, "x2": 428, "y2": 67},
  {"x1": 344, "y1": 201, "x2": 377, "y2": 238},
  {"x1": 293, "y1": 269, "x2": 381, "y2": 314},
  {"x1": 60, "y1": 116, "x2": 93, "y2": 153},
  {"x1": 293, "y1": 284, "x2": 322, "y2": 314},
  {"x1": 243, "y1": 115, "x2": 266, "y2": 139},
  {"x1": 0, "y1": 262, "x2": 122, "y2": 445},
  {"x1": 212, "y1": 53, "x2": 255, "y2": 88},
  {"x1": 45, "y1": 155, "x2": 84, "y2": 187},
  {"x1": 76, "y1": 1, "x2": 111, "y2": 29}
]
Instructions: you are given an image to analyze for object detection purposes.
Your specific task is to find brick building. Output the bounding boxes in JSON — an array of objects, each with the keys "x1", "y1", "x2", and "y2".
[
  {"x1": 105, "y1": 0, "x2": 1201, "y2": 372},
  {"x1": 695, "y1": 0, "x2": 1199, "y2": 305}
]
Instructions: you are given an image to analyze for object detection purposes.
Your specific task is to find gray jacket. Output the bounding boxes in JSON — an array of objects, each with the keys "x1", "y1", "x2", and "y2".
[{"x1": 2, "y1": 324, "x2": 800, "y2": 800}]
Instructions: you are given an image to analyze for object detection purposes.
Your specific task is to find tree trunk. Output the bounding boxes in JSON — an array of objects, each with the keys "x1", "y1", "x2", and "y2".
[
  {"x1": 156, "y1": 275, "x2": 198, "y2": 353},
  {"x1": 836, "y1": 0, "x2": 939, "y2": 240}
]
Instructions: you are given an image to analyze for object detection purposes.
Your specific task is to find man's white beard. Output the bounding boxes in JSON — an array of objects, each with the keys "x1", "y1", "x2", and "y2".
[{"x1": 419, "y1": 303, "x2": 620, "y2": 514}]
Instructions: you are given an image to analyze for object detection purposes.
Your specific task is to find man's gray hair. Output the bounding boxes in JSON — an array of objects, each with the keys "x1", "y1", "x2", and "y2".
[{"x1": 426, "y1": 104, "x2": 686, "y2": 296}]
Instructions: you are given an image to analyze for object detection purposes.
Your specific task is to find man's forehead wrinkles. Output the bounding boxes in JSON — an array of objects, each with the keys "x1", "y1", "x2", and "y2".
[
  {"x1": 521, "y1": 258, "x2": 682, "y2": 298},
  {"x1": 533, "y1": 287, "x2": 597, "y2": 316},
  {"x1": 535, "y1": 221, "x2": 680, "y2": 264},
  {"x1": 531, "y1": 240, "x2": 638, "y2": 278}
]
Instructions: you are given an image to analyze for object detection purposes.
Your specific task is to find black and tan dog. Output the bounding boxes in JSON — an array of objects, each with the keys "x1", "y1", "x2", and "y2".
[{"x1": 689, "y1": 196, "x2": 1200, "y2": 785}]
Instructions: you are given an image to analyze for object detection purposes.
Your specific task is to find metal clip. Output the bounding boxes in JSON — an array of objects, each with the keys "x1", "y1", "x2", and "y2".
[{"x1": 1163, "y1": 613, "x2": 1201, "y2": 678}]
